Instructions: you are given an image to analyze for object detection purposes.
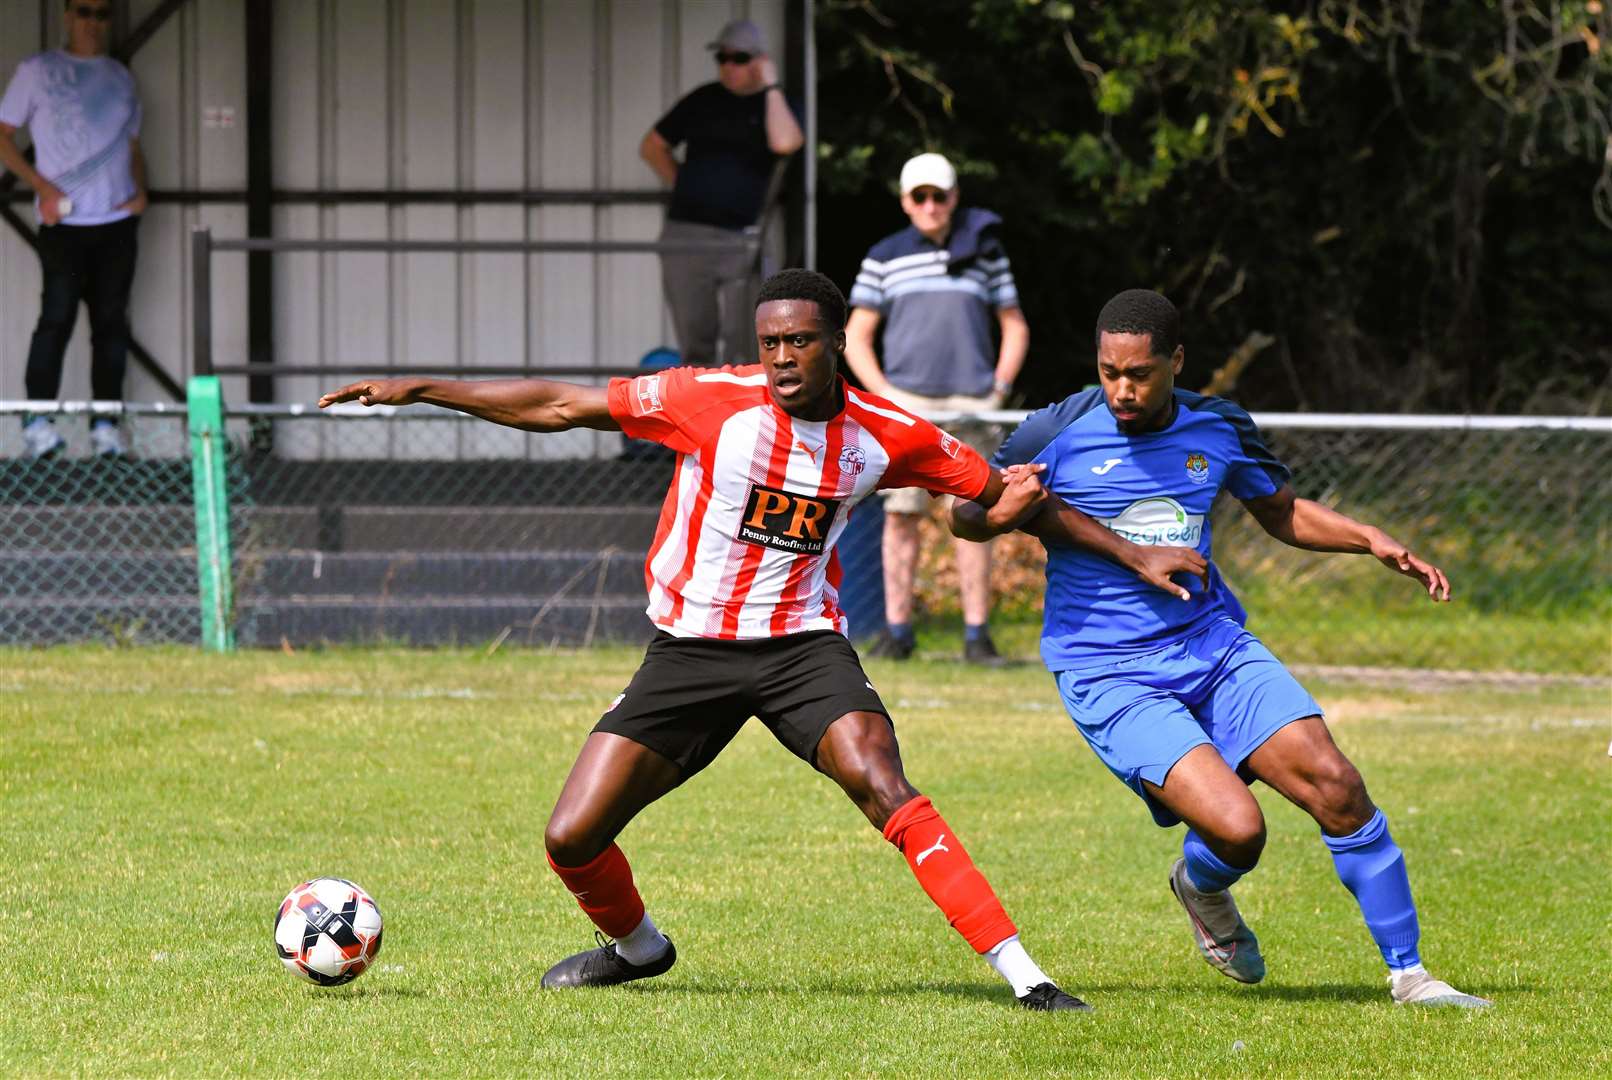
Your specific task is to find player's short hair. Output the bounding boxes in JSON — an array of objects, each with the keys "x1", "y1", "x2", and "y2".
[
  {"x1": 1095, "y1": 289, "x2": 1180, "y2": 358},
  {"x1": 756, "y1": 269, "x2": 848, "y2": 331}
]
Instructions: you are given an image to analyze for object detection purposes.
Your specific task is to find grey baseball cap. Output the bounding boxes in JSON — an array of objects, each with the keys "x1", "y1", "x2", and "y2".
[{"x1": 707, "y1": 19, "x2": 766, "y2": 54}]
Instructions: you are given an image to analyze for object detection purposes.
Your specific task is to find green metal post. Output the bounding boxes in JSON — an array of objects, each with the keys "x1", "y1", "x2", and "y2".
[{"x1": 188, "y1": 376, "x2": 236, "y2": 652}]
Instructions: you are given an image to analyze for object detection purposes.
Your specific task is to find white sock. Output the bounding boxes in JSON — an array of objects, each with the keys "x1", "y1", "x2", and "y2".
[
  {"x1": 984, "y1": 935, "x2": 1052, "y2": 997},
  {"x1": 1391, "y1": 962, "x2": 1427, "y2": 980},
  {"x1": 613, "y1": 913, "x2": 671, "y2": 965}
]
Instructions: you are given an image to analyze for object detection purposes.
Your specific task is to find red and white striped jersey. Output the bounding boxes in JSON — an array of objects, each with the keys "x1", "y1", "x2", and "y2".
[{"x1": 607, "y1": 365, "x2": 991, "y2": 640}]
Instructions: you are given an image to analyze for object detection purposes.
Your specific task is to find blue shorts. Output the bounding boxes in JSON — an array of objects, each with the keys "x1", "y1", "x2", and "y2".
[{"x1": 1053, "y1": 616, "x2": 1322, "y2": 827}]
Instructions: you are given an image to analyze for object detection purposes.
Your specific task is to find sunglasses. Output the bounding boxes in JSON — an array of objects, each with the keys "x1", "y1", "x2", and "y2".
[
  {"x1": 908, "y1": 188, "x2": 952, "y2": 205},
  {"x1": 715, "y1": 51, "x2": 753, "y2": 65},
  {"x1": 74, "y1": 5, "x2": 112, "y2": 20}
]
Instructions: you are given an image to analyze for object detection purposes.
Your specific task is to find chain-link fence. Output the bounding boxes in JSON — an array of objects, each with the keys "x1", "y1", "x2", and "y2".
[
  {"x1": 0, "y1": 405, "x2": 196, "y2": 645},
  {"x1": 917, "y1": 420, "x2": 1610, "y2": 676},
  {"x1": 222, "y1": 406, "x2": 678, "y2": 649},
  {"x1": 3, "y1": 401, "x2": 1607, "y2": 674},
  {"x1": 1220, "y1": 424, "x2": 1608, "y2": 674}
]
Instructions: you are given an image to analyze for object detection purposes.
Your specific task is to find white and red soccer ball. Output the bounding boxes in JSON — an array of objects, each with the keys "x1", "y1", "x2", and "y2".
[{"x1": 274, "y1": 878, "x2": 383, "y2": 986}]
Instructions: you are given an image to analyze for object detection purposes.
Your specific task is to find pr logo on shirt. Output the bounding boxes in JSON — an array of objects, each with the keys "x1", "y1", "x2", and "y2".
[
  {"x1": 737, "y1": 484, "x2": 842, "y2": 554},
  {"x1": 938, "y1": 431, "x2": 961, "y2": 459},
  {"x1": 1185, "y1": 452, "x2": 1210, "y2": 484},
  {"x1": 633, "y1": 375, "x2": 664, "y2": 416}
]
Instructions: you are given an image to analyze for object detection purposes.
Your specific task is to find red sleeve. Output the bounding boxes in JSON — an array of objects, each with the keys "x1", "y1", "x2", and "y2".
[
  {"x1": 878, "y1": 418, "x2": 993, "y2": 499},
  {"x1": 606, "y1": 368, "x2": 705, "y2": 454}
]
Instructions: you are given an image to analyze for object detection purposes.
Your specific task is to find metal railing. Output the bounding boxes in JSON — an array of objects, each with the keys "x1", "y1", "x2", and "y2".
[
  {"x1": 2, "y1": 396, "x2": 1606, "y2": 673},
  {"x1": 189, "y1": 225, "x2": 765, "y2": 382}
]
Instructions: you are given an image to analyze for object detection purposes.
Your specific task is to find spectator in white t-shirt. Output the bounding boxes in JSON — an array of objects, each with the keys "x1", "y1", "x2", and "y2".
[{"x1": 0, "y1": 0, "x2": 147, "y2": 458}]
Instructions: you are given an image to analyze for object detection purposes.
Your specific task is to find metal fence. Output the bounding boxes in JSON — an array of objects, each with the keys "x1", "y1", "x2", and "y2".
[
  {"x1": 1, "y1": 400, "x2": 1607, "y2": 675},
  {"x1": 0, "y1": 403, "x2": 196, "y2": 646}
]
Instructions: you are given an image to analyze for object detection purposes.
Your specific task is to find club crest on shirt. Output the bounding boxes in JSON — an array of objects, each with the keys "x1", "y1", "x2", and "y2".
[
  {"x1": 938, "y1": 431, "x2": 961, "y2": 459},
  {"x1": 838, "y1": 446, "x2": 867, "y2": 476},
  {"x1": 1185, "y1": 452, "x2": 1210, "y2": 484},
  {"x1": 738, "y1": 483, "x2": 842, "y2": 554},
  {"x1": 632, "y1": 374, "x2": 664, "y2": 416}
]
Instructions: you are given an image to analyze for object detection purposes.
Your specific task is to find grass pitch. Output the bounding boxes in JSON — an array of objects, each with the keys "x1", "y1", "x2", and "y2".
[{"x1": 2, "y1": 644, "x2": 1607, "y2": 1078}]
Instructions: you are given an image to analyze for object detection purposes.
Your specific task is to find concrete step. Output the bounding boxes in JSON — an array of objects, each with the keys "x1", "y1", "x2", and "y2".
[
  {"x1": 0, "y1": 595, "x2": 200, "y2": 646},
  {"x1": 0, "y1": 505, "x2": 662, "y2": 553},
  {"x1": 0, "y1": 550, "x2": 649, "y2": 599},
  {"x1": 240, "y1": 597, "x2": 655, "y2": 647},
  {"x1": 0, "y1": 554, "x2": 197, "y2": 597},
  {"x1": 243, "y1": 550, "x2": 648, "y2": 597},
  {"x1": 0, "y1": 594, "x2": 655, "y2": 647},
  {"x1": 317, "y1": 507, "x2": 661, "y2": 552}
]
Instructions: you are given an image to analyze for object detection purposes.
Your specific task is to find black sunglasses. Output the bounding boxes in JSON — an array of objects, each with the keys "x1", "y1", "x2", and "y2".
[
  {"x1": 715, "y1": 51, "x2": 753, "y2": 65},
  {"x1": 74, "y1": 5, "x2": 112, "y2": 20},
  {"x1": 908, "y1": 188, "x2": 951, "y2": 205}
]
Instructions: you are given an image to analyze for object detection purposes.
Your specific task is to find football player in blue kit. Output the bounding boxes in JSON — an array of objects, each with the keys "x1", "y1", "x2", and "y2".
[{"x1": 951, "y1": 288, "x2": 1489, "y2": 1008}]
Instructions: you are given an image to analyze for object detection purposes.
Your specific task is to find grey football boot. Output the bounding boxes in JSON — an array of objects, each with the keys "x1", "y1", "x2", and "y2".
[
  {"x1": 1389, "y1": 968, "x2": 1492, "y2": 1008},
  {"x1": 1168, "y1": 858, "x2": 1266, "y2": 984}
]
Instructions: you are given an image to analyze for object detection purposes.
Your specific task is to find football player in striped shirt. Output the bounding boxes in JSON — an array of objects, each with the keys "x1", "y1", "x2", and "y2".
[{"x1": 319, "y1": 270, "x2": 1200, "y2": 1010}]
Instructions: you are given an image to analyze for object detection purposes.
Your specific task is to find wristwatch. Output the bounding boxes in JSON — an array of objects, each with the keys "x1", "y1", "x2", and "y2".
[
  {"x1": 763, "y1": 84, "x2": 783, "y2": 94},
  {"x1": 992, "y1": 379, "x2": 1012, "y2": 395}
]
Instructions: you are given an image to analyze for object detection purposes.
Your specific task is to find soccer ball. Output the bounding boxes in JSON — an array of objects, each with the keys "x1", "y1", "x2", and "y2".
[{"x1": 273, "y1": 877, "x2": 384, "y2": 986}]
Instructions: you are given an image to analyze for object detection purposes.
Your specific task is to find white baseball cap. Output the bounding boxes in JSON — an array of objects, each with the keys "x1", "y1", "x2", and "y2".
[{"x1": 899, "y1": 152, "x2": 957, "y2": 195}]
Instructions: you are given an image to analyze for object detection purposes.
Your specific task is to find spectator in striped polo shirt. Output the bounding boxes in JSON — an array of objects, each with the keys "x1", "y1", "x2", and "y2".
[{"x1": 844, "y1": 153, "x2": 1030, "y2": 664}]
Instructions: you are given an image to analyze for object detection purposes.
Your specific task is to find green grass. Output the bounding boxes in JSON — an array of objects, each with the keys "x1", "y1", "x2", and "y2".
[{"x1": 3, "y1": 646, "x2": 1608, "y2": 1077}]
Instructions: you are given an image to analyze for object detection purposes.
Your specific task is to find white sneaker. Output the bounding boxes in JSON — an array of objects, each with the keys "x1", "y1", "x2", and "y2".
[
  {"x1": 23, "y1": 416, "x2": 65, "y2": 459},
  {"x1": 1389, "y1": 967, "x2": 1492, "y2": 1008},
  {"x1": 90, "y1": 422, "x2": 126, "y2": 458}
]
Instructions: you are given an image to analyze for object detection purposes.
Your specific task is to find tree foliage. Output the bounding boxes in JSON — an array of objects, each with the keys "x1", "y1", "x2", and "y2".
[{"x1": 817, "y1": 0, "x2": 1612, "y2": 413}]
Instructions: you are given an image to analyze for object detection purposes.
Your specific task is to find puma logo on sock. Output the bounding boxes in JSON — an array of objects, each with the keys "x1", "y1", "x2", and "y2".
[{"x1": 915, "y1": 834, "x2": 950, "y2": 866}]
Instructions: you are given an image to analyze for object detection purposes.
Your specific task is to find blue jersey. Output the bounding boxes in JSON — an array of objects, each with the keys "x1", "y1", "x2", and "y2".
[{"x1": 994, "y1": 388, "x2": 1289, "y2": 671}]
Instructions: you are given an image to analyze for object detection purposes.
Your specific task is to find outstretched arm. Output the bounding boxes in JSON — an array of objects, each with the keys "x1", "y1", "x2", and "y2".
[
  {"x1": 317, "y1": 377, "x2": 620, "y2": 433},
  {"x1": 1242, "y1": 484, "x2": 1451, "y2": 601},
  {"x1": 949, "y1": 470, "x2": 1208, "y2": 601}
]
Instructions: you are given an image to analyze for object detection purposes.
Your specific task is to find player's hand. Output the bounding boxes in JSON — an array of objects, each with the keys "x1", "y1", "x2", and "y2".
[
  {"x1": 118, "y1": 189, "x2": 148, "y2": 216},
  {"x1": 318, "y1": 379, "x2": 421, "y2": 409},
  {"x1": 756, "y1": 54, "x2": 779, "y2": 87},
  {"x1": 1129, "y1": 545, "x2": 1210, "y2": 602},
  {"x1": 985, "y1": 463, "x2": 1047, "y2": 532},
  {"x1": 38, "y1": 182, "x2": 67, "y2": 226},
  {"x1": 1371, "y1": 536, "x2": 1451, "y2": 601}
]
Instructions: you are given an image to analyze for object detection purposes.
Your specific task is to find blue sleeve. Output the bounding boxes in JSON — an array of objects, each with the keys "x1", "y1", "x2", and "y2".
[
  {"x1": 979, "y1": 234, "x2": 1018, "y2": 309},
  {"x1": 847, "y1": 251, "x2": 885, "y2": 313},
  {"x1": 1194, "y1": 397, "x2": 1289, "y2": 499},
  {"x1": 993, "y1": 388, "x2": 1104, "y2": 469},
  {"x1": 0, "y1": 57, "x2": 38, "y2": 129}
]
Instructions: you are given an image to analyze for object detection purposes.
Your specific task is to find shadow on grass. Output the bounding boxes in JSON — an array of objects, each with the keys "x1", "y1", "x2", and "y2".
[
  {"x1": 622, "y1": 979, "x2": 1011, "y2": 1004},
  {"x1": 914, "y1": 655, "x2": 1040, "y2": 670},
  {"x1": 339, "y1": 986, "x2": 434, "y2": 999}
]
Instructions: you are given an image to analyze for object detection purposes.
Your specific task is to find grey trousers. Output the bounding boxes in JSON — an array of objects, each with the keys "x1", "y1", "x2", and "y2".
[{"x1": 659, "y1": 218, "x2": 759, "y2": 366}]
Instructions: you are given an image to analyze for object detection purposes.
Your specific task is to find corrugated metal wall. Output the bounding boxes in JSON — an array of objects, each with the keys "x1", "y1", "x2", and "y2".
[{"x1": 1, "y1": 0, "x2": 796, "y2": 459}]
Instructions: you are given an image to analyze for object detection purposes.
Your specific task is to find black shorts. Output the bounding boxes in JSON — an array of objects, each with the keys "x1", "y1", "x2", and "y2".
[{"x1": 593, "y1": 630, "x2": 891, "y2": 779}]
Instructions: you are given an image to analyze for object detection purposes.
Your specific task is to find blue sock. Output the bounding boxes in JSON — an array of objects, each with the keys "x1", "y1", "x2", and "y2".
[
  {"x1": 964, "y1": 623, "x2": 988, "y2": 643},
  {"x1": 1324, "y1": 809, "x2": 1421, "y2": 970},
  {"x1": 1182, "y1": 829, "x2": 1252, "y2": 892},
  {"x1": 887, "y1": 622, "x2": 914, "y2": 644}
]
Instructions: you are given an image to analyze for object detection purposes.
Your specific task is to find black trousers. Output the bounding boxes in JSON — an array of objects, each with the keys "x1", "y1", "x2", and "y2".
[{"x1": 25, "y1": 216, "x2": 140, "y2": 402}]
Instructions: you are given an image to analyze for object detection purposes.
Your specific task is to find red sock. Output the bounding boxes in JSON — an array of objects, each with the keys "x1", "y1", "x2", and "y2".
[
  {"x1": 546, "y1": 843, "x2": 646, "y2": 939},
  {"x1": 883, "y1": 795, "x2": 1018, "y2": 953}
]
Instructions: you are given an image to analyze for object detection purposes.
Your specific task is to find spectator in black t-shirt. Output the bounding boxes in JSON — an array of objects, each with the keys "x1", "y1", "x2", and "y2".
[{"x1": 640, "y1": 19, "x2": 803, "y2": 366}]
